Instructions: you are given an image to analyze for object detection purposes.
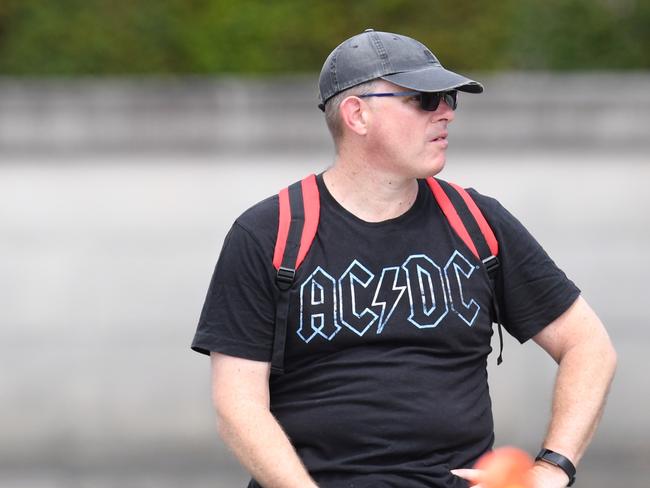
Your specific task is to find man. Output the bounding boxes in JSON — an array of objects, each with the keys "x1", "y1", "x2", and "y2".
[{"x1": 192, "y1": 29, "x2": 616, "y2": 488}]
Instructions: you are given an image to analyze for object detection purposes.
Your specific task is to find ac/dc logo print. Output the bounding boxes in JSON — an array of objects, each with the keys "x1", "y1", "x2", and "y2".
[{"x1": 297, "y1": 250, "x2": 482, "y2": 343}]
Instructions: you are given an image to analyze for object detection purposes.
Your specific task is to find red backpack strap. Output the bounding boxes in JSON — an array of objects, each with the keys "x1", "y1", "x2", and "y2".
[
  {"x1": 273, "y1": 174, "x2": 320, "y2": 275},
  {"x1": 426, "y1": 177, "x2": 481, "y2": 259},
  {"x1": 271, "y1": 174, "x2": 320, "y2": 375},
  {"x1": 426, "y1": 177, "x2": 499, "y2": 263},
  {"x1": 448, "y1": 182, "x2": 498, "y2": 257},
  {"x1": 272, "y1": 186, "x2": 292, "y2": 271},
  {"x1": 296, "y1": 175, "x2": 320, "y2": 269},
  {"x1": 426, "y1": 176, "x2": 505, "y2": 364}
]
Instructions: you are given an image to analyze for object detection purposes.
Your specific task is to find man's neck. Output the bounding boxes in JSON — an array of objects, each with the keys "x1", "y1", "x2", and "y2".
[{"x1": 322, "y1": 159, "x2": 420, "y2": 223}]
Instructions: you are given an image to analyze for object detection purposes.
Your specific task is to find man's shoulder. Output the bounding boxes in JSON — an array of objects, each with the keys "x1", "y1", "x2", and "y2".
[
  {"x1": 450, "y1": 184, "x2": 516, "y2": 230},
  {"x1": 233, "y1": 193, "x2": 280, "y2": 243},
  {"x1": 459, "y1": 185, "x2": 535, "y2": 244},
  {"x1": 463, "y1": 186, "x2": 503, "y2": 213}
]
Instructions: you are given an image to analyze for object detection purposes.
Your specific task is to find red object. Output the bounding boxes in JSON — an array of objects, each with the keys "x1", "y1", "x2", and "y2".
[
  {"x1": 273, "y1": 186, "x2": 291, "y2": 270},
  {"x1": 276, "y1": 175, "x2": 498, "y2": 271},
  {"x1": 273, "y1": 174, "x2": 320, "y2": 271},
  {"x1": 448, "y1": 181, "x2": 498, "y2": 256},
  {"x1": 426, "y1": 177, "x2": 480, "y2": 259},
  {"x1": 296, "y1": 174, "x2": 320, "y2": 270},
  {"x1": 474, "y1": 446, "x2": 534, "y2": 488}
]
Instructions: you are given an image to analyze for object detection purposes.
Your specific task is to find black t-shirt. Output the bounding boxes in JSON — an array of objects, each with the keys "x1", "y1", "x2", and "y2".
[{"x1": 192, "y1": 174, "x2": 580, "y2": 488}]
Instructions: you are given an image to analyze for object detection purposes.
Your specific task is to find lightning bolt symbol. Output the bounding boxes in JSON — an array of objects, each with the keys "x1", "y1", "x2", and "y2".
[{"x1": 371, "y1": 266, "x2": 407, "y2": 334}]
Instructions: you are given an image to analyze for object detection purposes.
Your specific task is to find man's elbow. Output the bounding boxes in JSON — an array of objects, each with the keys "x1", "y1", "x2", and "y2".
[
  {"x1": 212, "y1": 391, "x2": 269, "y2": 441},
  {"x1": 585, "y1": 327, "x2": 618, "y2": 383},
  {"x1": 213, "y1": 392, "x2": 241, "y2": 430},
  {"x1": 603, "y1": 338, "x2": 618, "y2": 378},
  {"x1": 562, "y1": 318, "x2": 617, "y2": 382},
  {"x1": 213, "y1": 395, "x2": 246, "y2": 444},
  {"x1": 576, "y1": 305, "x2": 617, "y2": 379},
  {"x1": 593, "y1": 317, "x2": 617, "y2": 375},
  {"x1": 215, "y1": 410, "x2": 236, "y2": 444}
]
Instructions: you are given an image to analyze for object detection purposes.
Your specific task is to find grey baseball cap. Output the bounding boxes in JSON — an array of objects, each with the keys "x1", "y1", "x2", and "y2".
[{"x1": 318, "y1": 29, "x2": 483, "y2": 111}]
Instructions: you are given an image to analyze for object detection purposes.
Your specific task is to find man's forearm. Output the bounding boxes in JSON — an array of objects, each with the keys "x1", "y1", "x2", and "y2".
[
  {"x1": 529, "y1": 297, "x2": 617, "y2": 487},
  {"x1": 217, "y1": 402, "x2": 318, "y2": 488},
  {"x1": 541, "y1": 333, "x2": 616, "y2": 465}
]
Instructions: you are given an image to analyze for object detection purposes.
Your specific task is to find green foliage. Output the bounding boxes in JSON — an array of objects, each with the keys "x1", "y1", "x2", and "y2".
[
  {"x1": 0, "y1": 0, "x2": 648, "y2": 75},
  {"x1": 509, "y1": 0, "x2": 650, "y2": 69}
]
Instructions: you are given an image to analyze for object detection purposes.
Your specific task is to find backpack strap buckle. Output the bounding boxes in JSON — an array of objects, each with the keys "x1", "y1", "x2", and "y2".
[
  {"x1": 276, "y1": 266, "x2": 295, "y2": 290},
  {"x1": 482, "y1": 255, "x2": 500, "y2": 275}
]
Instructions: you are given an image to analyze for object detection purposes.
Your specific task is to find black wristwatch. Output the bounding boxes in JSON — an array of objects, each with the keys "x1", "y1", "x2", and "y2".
[{"x1": 535, "y1": 448, "x2": 577, "y2": 486}]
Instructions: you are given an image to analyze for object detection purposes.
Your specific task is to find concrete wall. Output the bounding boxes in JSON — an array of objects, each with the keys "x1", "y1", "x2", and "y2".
[{"x1": 1, "y1": 73, "x2": 650, "y2": 154}]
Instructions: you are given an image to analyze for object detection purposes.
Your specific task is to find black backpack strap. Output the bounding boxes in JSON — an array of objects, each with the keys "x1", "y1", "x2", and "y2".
[
  {"x1": 271, "y1": 174, "x2": 320, "y2": 375},
  {"x1": 427, "y1": 177, "x2": 505, "y2": 365}
]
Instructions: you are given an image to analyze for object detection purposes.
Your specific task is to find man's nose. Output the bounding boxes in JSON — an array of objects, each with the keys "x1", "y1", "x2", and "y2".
[{"x1": 433, "y1": 98, "x2": 455, "y2": 122}]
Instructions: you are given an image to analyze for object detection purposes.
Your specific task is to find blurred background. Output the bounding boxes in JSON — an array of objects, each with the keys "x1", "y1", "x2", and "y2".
[{"x1": 1, "y1": 1, "x2": 648, "y2": 487}]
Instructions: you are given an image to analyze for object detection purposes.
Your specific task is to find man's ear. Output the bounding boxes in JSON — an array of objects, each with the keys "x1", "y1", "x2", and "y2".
[{"x1": 339, "y1": 96, "x2": 369, "y2": 136}]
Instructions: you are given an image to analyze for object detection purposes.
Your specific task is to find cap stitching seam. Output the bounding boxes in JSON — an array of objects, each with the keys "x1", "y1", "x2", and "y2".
[
  {"x1": 369, "y1": 32, "x2": 391, "y2": 74},
  {"x1": 329, "y1": 48, "x2": 340, "y2": 96}
]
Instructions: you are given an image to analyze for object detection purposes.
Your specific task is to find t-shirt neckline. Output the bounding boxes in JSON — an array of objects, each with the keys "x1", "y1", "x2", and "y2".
[{"x1": 315, "y1": 172, "x2": 428, "y2": 228}]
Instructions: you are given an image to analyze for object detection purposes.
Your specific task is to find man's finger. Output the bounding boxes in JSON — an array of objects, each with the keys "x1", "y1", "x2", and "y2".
[{"x1": 450, "y1": 468, "x2": 483, "y2": 482}]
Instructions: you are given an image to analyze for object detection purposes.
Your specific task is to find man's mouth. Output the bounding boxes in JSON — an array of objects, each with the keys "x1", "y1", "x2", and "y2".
[{"x1": 430, "y1": 132, "x2": 448, "y2": 142}]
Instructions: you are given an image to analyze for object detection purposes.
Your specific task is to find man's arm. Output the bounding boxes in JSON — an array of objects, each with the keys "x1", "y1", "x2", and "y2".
[
  {"x1": 211, "y1": 352, "x2": 318, "y2": 488},
  {"x1": 452, "y1": 295, "x2": 616, "y2": 488},
  {"x1": 529, "y1": 295, "x2": 617, "y2": 487}
]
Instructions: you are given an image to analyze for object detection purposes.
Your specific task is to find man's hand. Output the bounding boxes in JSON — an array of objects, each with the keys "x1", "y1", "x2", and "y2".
[
  {"x1": 452, "y1": 446, "x2": 534, "y2": 488},
  {"x1": 450, "y1": 468, "x2": 483, "y2": 487}
]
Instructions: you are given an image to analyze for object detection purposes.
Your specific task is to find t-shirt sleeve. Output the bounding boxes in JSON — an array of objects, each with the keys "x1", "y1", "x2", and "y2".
[
  {"x1": 191, "y1": 221, "x2": 276, "y2": 361},
  {"x1": 467, "y1": 189, "x2": 581, "y2": 343}
]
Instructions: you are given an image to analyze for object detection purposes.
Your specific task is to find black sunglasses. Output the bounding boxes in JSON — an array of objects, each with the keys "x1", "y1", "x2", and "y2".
[{"x1": 358, "y1": 90, "x2": 458, "y2": 111}]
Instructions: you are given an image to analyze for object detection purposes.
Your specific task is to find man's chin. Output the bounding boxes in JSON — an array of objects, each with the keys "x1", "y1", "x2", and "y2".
[{"x1": 421, "y1": 156, "x2": 446, "y2": 178}]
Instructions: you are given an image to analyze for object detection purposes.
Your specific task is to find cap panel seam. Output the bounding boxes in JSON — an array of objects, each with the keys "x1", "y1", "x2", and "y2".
[
  {"x1": 369, "y1": 31, "x2": 392, "y2": 74},
  {"x1": 329, "y1": 47, "x2": 340, "y2": 98}
]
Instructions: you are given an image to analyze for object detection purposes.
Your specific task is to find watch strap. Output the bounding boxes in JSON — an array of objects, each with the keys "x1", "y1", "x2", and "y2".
[{"x1": 535, "y1": 448, "x2": 576, "y2": 486}]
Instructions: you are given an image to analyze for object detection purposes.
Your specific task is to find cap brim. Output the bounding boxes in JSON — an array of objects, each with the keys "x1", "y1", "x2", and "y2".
[{"x1": 381, "y1": 66, "x2": 483, "y2": 93}]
